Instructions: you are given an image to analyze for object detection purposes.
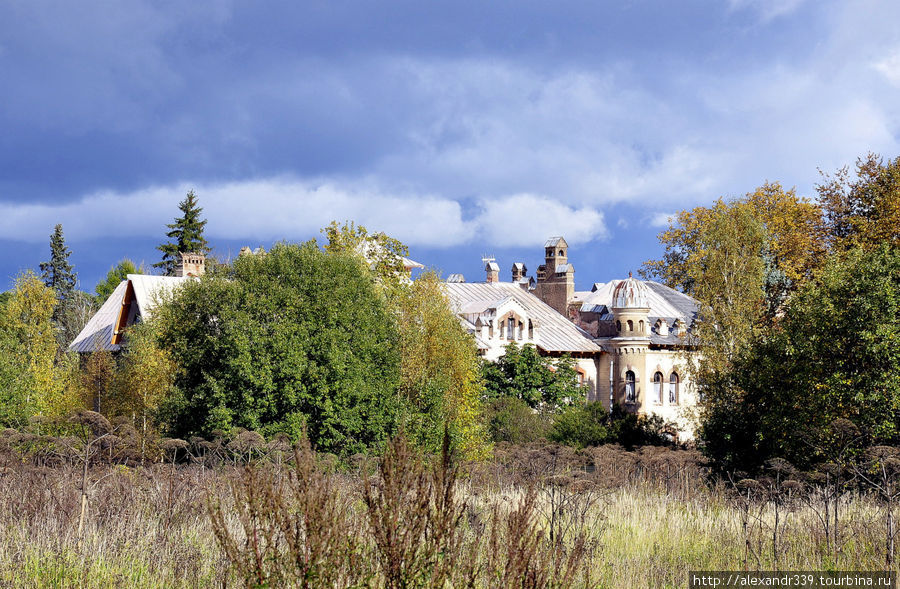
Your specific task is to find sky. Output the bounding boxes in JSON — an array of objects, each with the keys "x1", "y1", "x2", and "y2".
[{"x1": 2, "y1": 0, "x2": 900, "y2": 293}]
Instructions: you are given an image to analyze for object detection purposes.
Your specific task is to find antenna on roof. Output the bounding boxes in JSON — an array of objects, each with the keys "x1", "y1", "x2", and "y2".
[{"x1": 481, "y1": 254, "x2": 495, "y2": 265}]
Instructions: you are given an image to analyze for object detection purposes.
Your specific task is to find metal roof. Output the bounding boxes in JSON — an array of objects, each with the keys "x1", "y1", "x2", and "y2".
[
  {"x1": 68, "y1": 274, "x2": 192, "y2": 353},
  {"x1": 544, "y1": 237, "x2": 566, "y2": 247},
  {"x1": 444, "y1": 281, "x2": 601, "y2": 354},
  {"x1": 68, "y1": 280, "x2": 128, "y2": 353},
  {"x1": 579, "y1": 279, "x2": 699, "y2": 345}
]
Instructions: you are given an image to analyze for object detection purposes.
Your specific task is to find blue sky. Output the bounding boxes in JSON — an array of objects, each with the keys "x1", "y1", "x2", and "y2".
[{"x1": 2, "y1": 0, "x2": 899, "y2": 292}]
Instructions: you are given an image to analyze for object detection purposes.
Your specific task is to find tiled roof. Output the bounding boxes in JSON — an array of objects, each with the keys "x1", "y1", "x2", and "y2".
[{"x1": 444, "y1": 282, "x2": 601, "y2": 354}]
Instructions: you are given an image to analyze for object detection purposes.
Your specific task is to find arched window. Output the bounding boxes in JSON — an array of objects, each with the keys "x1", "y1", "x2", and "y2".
[
  {"x1": 639, "y1": 320, "x2": 645, "y2": 334},
  {"x1": 616, "y1": 320, "x2": 621, "y2": 332},
  {"x1": 528, "y1": 319, "x2": 534, "y2": 340},
  {"x1": 625, "y1": 370, "x2": 636, "y2": 403},
  {"x1": 669, "y1": 372, "x2": 679, "y2": 404},
  {"x1": 507, "y1": 316, "x2": 515, "y2": 340},
  {"x1": 653, "y1": 372, "x2": 663, "y2": 404},
  {"x1": 627, "y1": 319, "x2": 634, "y2": 332}
]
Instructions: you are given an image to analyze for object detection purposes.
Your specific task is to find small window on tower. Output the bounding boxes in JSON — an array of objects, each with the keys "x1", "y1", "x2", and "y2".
[{"x1": 625, "y1": 370, "x2": 636, "y2": 403}]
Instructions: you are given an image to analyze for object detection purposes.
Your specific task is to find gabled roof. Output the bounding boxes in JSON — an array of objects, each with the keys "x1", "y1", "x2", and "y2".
[
  {"x1": 68, "y1": 274, "x2": 192, "y2": 353},
  {"x1": 544, "y1": 236, "x2": 567, "y2": 247},
  {"x1": 444, "y1": 281, "x2": 600, "y2": 354}
]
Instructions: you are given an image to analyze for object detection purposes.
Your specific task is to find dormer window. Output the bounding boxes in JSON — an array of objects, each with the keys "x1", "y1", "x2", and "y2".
[{"x1": 657, "y1": 319, "x2": 669, "y2": 336}]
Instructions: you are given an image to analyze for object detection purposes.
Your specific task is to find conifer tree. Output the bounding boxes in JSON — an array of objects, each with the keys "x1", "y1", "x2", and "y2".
[
  {"x1": 154, "y1": 190, "x2": 209, "y2": 276},
  {"x1": 40, "y1": 223, "x2": 77, "y2": 304}
]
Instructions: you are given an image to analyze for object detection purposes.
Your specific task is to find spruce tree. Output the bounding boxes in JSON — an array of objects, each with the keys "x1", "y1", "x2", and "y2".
[
  {"x1": 40, "y1": 223, "x2": 77, "y2": 307},
  {"x1": 154, "y1": 190, "x2": 210, "y2": 276},
  {"x1": 39, "y1": 224, "x2": 84, "y2": 351}
]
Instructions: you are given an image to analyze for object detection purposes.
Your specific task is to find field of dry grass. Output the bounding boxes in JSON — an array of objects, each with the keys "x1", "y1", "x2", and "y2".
[{"x1": 0, "y1": 436, "x2": 893, "y2": 588}]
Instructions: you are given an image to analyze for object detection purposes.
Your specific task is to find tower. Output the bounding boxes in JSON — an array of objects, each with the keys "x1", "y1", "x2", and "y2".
[{"x1": 534, "y1": 237, "x2": 574, "y2": 315}]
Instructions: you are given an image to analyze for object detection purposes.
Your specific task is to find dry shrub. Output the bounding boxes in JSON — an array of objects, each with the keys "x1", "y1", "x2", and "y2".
[{"x1": 208, "y1": 434, "x2": 368, "y2": 588}]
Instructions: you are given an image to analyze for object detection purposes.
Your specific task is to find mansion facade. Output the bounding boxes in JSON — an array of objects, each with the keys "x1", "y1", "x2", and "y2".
[{"x1": 444, "y1": 237, "x2": 700, "y2": 438}]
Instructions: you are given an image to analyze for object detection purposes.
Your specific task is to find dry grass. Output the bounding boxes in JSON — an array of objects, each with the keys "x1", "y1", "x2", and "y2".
[{"x1": 0, "y1": 435, "x2": 894, "y2": 588}]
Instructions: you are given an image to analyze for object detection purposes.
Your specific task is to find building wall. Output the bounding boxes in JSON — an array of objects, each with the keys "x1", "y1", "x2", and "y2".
[{"x1": 602, "y1": 345, "x2": 697, "y2": 439}]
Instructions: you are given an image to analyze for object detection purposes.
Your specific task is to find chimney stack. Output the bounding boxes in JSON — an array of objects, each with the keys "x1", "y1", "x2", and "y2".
[
  {"x1": 175, "y1": 252, "x2": 206, "y2": 278},
  {"x1": 485, "y1": 261, "x2": 500, "y2": 283},
  {"x1": 511, "y1": 262, "x2": 527, "y2": 283}
]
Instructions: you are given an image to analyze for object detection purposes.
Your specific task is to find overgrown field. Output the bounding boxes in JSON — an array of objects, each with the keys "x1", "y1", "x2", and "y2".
[{"x1": 0, "y1": 436, "x2": 893, "y2": 588}]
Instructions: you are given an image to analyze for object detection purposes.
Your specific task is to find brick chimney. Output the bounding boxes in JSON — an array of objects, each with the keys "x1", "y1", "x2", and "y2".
[
  {"x1": 511, "y1": 262, "x2": 527, "y2": 282},
  {"x1": 485, "y1": 261, "x2": 500, "y2": 283},
  {"x1": 175, "y1": 252, "x2": 206, "y2": 277}
]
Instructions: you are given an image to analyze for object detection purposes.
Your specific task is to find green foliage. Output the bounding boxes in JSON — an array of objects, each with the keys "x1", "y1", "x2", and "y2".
[
  {"x1": 482, "y1": 397, "x2": 550, "y2": 444},
  {"x1": 94, "y1": 259, "x2": 138, "y2": 301},
  {"x1": 154, "y1": 190, "x2": 209, "y2": 276},
  {"x1": 39, "y1": 223, "x2": 89, "y2": 349},
  {"x1": 482, "y1": 342, "x2": 582, "y2": 411},
  {"x1": 700, "y1": 245, "x2": 900, "y2": 473},
  {"x1": 550, "y1": 403, "x2": 672, "y2": 449},
  {"x1": 40, "y1": 224, "x2": 77, "y2": 304},
  {"x1": 321, "y1": 220, "x2": 411, "y2": 296},
  {"x1": 154, "y1": 241, "x2": 403, "y2": 455}
]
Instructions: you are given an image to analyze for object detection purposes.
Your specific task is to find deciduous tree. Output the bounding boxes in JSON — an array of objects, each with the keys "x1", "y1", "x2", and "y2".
[
  {"x1": 94, "y1": 259, "x2": 139, "y2": 301},
  {"x1": 154, "y1": 241, "x2": 403, "y2": 455},
  {"x1": 817, "y1": 153, "x2": 900, "y2": 251},
  {"x1": 396, "y1": 271, "x2": 487, "y2": 457}
]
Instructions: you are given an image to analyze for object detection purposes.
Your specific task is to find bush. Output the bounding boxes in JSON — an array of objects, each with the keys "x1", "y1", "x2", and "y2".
[
  {"x1": 482, "y1": 397, "x2": 551, "y2": 444},
  {"x1": 550, "y1": 403, "x2": 673, "y2": 450}
]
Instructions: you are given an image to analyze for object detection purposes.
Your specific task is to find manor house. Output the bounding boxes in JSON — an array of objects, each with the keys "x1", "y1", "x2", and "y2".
[{"x1": 444, "y1": 237, "x2": 700, "y2": 437}]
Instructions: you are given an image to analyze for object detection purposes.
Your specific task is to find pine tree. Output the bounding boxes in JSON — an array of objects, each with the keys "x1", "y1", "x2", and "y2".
[{"x1": 154, "y1": 190, "x2": 210, "y2": 276}]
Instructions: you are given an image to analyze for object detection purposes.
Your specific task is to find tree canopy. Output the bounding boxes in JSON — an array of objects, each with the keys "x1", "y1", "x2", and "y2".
[
  {"x1": 154, "y1": 241, "x2": 404, "y2": 455},
  {"x1": 94, "y1": 259, "x2": 139, "y2": 301},
  {"x1": 481, "y1": 342, "x2": 582, "y2": 412},
  {"x1": 701, "y1": 245, "x2": 900, "y2": 473}
]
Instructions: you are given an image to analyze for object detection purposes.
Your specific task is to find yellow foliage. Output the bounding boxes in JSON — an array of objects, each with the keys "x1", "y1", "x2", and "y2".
[
  {"x1": 397, "y1": 271, "x2": 489, "y2": 459},
  {"x1": 0, "y1": 271, "x2": 77, "y2": 421}
]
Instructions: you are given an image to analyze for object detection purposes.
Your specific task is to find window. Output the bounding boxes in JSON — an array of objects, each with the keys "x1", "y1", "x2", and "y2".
[
  {"x1": 669, "y1": 372, "x2": 679, "y2": 404},
  {"x1": 627, "y1": 320, "x2": 633, "y2": 332},
  {"x1": 528, "y1": 319, "x2": 534, "y2": 340},
  {"x1": 639, "y1": 320, "x2": 645, "y2": 334},
  {"x1": 625, "y1": 370, "x2": 636, "y2": 403},
  {"x1": 653, "y1": 372, "x2": 663, "y2": 404},
  {"x1": 616, "y1": 320, "x2": 621, "y2": 332},
  {"x1": 507, "y1": 316, "x2": 515, "y2": 340}
]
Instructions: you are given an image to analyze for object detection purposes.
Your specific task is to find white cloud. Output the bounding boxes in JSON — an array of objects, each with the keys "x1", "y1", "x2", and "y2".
[
  {"x1": 470, "y1": 193, "x2": 607, "y2": 247},
  {"x1": 873, "y1": 50, "x2": 900, "y2": 86},
  {"x1": 648, "y1": 212, "x2": 674, "y2": 228},
  {"x1": 0, "y1": 180, "x2": 607, "y2": 250},
  {"x1": 727, "y1": 0, "x2": 807, "y2": 21}
]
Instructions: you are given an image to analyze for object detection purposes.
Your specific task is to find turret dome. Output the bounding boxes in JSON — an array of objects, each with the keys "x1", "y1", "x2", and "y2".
[{"x1": 611, "y1": 274, "x2": 649, "y2": 309}]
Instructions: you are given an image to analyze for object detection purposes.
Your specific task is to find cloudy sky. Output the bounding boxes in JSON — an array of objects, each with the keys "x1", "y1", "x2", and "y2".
[{"x1": 2, "y1": 0, "x2": 899, "y2": 292}]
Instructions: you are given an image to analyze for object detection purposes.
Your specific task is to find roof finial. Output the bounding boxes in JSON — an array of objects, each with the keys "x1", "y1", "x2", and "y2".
[{"x1": 628, "y1": 270, "x2": 633, "y2": 278}]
